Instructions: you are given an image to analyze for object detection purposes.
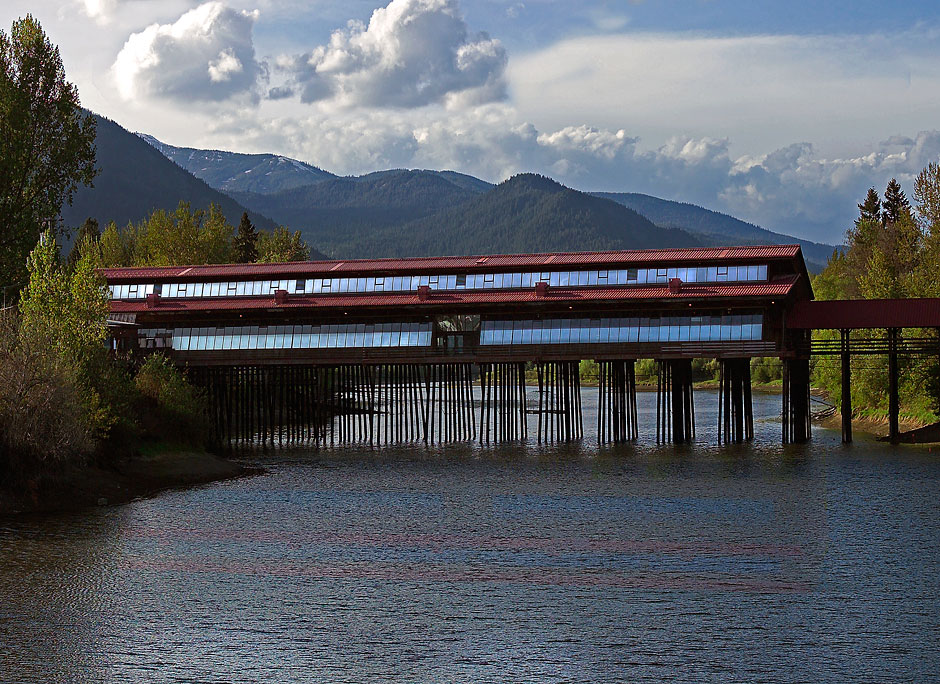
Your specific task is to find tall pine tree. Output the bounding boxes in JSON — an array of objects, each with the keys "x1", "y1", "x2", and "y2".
[
  {"x1": 857, "y1": 187, "x2": 881, "y2": 224},
  {"x1": 233, "y1": 212, "x2": 258, "y2": 263},
  {"x1": 882, "y1": 178, "x2": 912, "y2": 225}
]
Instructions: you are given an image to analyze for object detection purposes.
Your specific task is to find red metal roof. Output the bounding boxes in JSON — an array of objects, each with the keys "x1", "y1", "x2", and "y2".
[
  {"x1": 787, "y1": 298, "x2": 940, "y2": 329},
  {"x1": 100, "y1": 245, "x2": 803, "y2": 282},
  {"x1": 110, "y1": 277, "x2": 799, "y2": 315}
]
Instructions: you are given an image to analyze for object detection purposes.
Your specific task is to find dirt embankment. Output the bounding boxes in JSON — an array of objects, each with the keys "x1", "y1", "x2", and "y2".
[
  {"x1": 817, "y1": 411, "x2": 928, "y2": 440},
  {"x1": 0, "y1": 447, "x2": 255, "y2": 516}
]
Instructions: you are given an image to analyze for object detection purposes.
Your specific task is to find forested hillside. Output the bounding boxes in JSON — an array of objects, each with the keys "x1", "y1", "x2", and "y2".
[
  {"x1": 594, "y1": 191, "x2": 835, "y2": 271},
  {"x1": 314, "y1": 174, "x2": 700, "y2": 258},
  {"x1": 63, "y1": 114, "x2": 276, "y2": 236},
  {"x1": 231, "y1": 169, "x2": 481, "y2": 255}
]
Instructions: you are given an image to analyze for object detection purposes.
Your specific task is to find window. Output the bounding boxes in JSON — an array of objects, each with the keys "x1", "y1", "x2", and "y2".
[
  {"x1": 627, "y1": 268, "x2": 638, "y2": 282},
  {"x1": 322, "y1": 279, "x2": 331, "y2": 291},
  {"x1": 484, "y1": 273, "x2": 494, "y2": 283},
  {"x1": 296, "y1": 279, "x2": 306, "y2": 293}
]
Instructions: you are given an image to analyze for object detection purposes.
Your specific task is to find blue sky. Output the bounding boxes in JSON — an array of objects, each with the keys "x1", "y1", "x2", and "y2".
[{"x1": 2, "y1": 0, "x2": 940, "y2": 244}]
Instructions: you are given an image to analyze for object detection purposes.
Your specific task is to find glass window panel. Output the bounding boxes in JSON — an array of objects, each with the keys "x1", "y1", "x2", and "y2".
[
  {"x1": 510, "y1": 272, "x2": 521, "y2": 288},
  {"x1": 627, "y1": 268, "x2": 638, "y2": 283},
  {"x1": 758, "y1": 265, "x2": 768, "y2": 280},
  {"x1": 706, "y1": 268, "x2": 717, "y2": 282},
  {"x1": 667, "y1": 268, "x2": 678, "y2": 280},
  {"x1": 576, "y1": 272, "x2": 588, "y2": 286},
  {"x1": 589, "y1": 321, "x2": 601, "y2": 343},
  {"x1": 520, "y1": 323, "x2": 532, "y2": 344},
  {"x1": 588, "y1": 271, "x2": 598, "y2": 285},
  {"x1": 747, "y1": 265, "x2": 759, "y2": 281},
  {"x1": 717, "y1": 266, "x2": 728, "y2": 282},
  {"x1": 679, "y1": 324, "x2": 690, "y2": 341}
]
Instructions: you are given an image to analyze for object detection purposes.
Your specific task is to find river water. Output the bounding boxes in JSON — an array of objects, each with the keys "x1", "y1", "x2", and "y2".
[{"x1": 1, "y1": 389, "x2": 938, "y2": 683}]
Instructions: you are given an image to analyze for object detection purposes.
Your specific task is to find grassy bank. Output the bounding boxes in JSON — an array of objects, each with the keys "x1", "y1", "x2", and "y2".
[{"x1": 0, "y1": 441, "x2": 253, "y2": 516}]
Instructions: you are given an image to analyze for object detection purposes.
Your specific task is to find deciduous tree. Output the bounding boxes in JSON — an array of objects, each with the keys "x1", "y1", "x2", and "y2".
[{"x1": 0, "y1": 15, "x2": 96, "y2": 293}]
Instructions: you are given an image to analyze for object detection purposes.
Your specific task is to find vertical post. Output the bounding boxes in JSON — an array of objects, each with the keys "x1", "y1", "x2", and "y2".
[
  {"x1": 841, "y1": 329, "x2": 852, "y2": 444},
  {"x1": 888, "y1": 327, "x2": 900, "y2": 444}
]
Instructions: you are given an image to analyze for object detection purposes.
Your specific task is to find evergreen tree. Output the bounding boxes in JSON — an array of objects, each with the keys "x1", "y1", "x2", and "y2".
[
  {"x1": 0, "y1": 16, "x2": 97, "y2": 293},
  {"x1": 857, "y1": 188, "x2": 881, "y2": 224},
  {"x1": 882, "y1": 178, "x2": 912, "y2": 225},
  {"x1": 233, "y1": 212, "x2": 259, "y2": 263},
  {"x1": 66, "y1": 217, "x2": 100, "y2": 271}
]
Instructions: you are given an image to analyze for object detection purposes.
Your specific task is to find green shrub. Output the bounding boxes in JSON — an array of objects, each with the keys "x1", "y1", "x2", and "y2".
[
  {"x1": 134, "y1": 354, "x2": 208, "y2": 445},
  {"x1": 751, "y1": 357, "x2": 783, "y2": 384},
  {"x1": 0, "y1": 311, "x2": 93, "y2": 486}
]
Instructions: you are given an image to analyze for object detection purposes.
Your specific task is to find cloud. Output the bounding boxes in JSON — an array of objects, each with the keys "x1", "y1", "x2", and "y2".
[
  {"x1": 79, "y1": 0, "x2": 117, "y2": 22},
  {"x1": 113, "y1": 2, "x2": 263, "y2": 102},
  {"x1": 274, "y1": 0, "x2": 507, "y2": 108},
  {"x1": 508, "y1": 30, "x2": 940, "y2": 158}
]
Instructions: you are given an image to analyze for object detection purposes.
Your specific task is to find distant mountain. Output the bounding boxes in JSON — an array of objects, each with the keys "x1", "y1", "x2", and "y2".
[
  {"x1": 136, "y1": 134, "x2": 336, "y2": 195},
  {"x1": 593, "y1": 192, "x2": 836, "y2": 271},
  {"x1": 136, "y1": 134, "x2": 837, "y2": 268},
  {"x1": 298, "y1": 174, "x2": 701, "y2": 258},
  {"x1": 63, "y1": 114, "x2": 278, "y2": 238},
  {"x1": 230, "y1": 169, "x2": 481, "y2": 252}
]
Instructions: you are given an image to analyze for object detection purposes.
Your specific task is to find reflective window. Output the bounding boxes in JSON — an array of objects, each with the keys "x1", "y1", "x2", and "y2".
[
  {"x1": 112, "y1": 264, "x2": 771, "y2": 300},
  {"x1": 479, "y1": 314, "x2": 764, "y2": 346}
]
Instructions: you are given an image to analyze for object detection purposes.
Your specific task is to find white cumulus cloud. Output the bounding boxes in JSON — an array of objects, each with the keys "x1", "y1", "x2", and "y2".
[
  {"x1": 113, "y1": 2, "x2": 263, "y2": 102},
  {"x1": 273, "y1": 0, "x2": 507, "y2": 108}
]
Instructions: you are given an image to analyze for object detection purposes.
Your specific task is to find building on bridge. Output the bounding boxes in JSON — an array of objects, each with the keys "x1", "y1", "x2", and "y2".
[{"x1": 103, "y1": 245, "x2": 816, "y2": 447}]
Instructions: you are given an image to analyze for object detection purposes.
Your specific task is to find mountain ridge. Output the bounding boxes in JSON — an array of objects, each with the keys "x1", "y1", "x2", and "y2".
[{"x1": 64, "y1": 114, "x2": 279, "y2": 238}]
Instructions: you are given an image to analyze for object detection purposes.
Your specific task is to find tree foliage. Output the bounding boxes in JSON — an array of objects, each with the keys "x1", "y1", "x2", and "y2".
[
  {"x1": 0, "y1": 15, "x2": 97, "y2": 292},
  {"x1": 813, "y1": 172, "x2": 940, "y2": 423},
  {"x1": 257, "y1": 226, "x2": 310, "y2": 263},
  {"x1": 98, "y1": 202, "x2": 308, "y2": 266},
  {"x1": 233, "y1": 212, "x2": 259, "y2": 263}
]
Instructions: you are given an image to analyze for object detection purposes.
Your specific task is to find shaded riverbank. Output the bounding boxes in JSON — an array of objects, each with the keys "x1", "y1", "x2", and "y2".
[{"x1": 0, "y1": 444, "x2": 254, "y2": 516}]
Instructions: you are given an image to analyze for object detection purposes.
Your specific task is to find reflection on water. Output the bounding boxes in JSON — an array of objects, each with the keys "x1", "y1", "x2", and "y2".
[{"x1": 1, "y1": 389, "x2": 938, "y2": 683}]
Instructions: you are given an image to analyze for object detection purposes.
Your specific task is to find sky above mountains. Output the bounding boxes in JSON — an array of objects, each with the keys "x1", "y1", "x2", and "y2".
[{"x1": 3, "y1": 0, "x2": 940, "y2": 244}]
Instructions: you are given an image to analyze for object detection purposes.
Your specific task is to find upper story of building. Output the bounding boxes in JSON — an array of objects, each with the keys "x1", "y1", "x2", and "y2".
[{"x1": 101, "y1": 245, "x2": 813, "y2": 363}]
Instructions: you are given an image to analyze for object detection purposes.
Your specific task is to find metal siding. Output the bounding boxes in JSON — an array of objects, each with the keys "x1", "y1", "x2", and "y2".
[{"x1": 787, "y1": 299, "x2": 940, "y2": 329}]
